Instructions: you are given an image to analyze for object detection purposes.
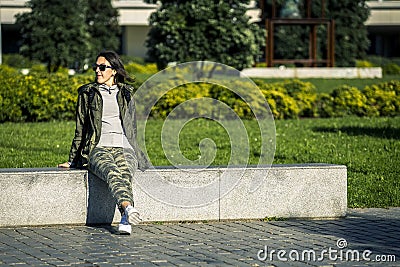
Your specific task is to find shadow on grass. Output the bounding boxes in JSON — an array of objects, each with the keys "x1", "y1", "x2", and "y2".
[{"x1": 313, "y1": 125, "x2": 400, "y2": 140}]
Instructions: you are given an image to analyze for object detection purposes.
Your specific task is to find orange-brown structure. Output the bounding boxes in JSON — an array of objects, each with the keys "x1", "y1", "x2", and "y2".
[{"x1": 259, "y1": 0, "x2": 335, "y2": 67}]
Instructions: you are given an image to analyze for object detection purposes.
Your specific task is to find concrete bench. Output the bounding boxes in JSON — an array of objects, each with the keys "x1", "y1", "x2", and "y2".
[{"x1": 0, "y1": 164, "x2": 347, "y2": 227}]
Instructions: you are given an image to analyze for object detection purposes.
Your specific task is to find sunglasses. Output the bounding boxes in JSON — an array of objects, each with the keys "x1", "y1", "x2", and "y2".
[{"x1": 92, "y1": 64, "x2": 113, "y2": 71}]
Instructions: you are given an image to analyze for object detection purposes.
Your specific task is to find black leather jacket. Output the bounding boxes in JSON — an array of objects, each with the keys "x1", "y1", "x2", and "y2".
[{"x1": 68, "y1": 82, "x2": 150, "y2": 170}]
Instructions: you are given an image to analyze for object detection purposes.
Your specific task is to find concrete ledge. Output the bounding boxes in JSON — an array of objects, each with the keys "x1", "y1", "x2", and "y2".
[
  {"x1": 0, "y1": 164, "x2": 347, "y2": 227},
  {"x1": 241, "y1": 67, "x2": 382, "y2": 79},
  {"x1": 0, "y1": 168, "x2": 88, "y2": 226}
]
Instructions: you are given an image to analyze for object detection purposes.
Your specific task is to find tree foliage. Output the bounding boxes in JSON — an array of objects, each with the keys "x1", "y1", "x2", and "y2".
[
  {"x1": 86, "y1": 0, "x2": 121, "y2": 56},
  {"x1": 15, "y1": 0, "x2": 120, "y2": 72},
  {"x1": 145, "y1": 0, "x2": 265, "y2": 70},
  {"x1": 326, "y1": 0, "x2": 370, "y2": 66}
]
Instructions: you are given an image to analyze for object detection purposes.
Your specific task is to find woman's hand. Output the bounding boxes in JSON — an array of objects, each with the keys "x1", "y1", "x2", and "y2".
[{"x1": 58, "y1": 162, "x2": 71, "y2": 168}]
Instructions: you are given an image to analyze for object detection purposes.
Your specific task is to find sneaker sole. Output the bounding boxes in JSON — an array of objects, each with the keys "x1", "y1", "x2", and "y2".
[{"x1": 118, "y1": 223, "x2": 132, "y2": 235}]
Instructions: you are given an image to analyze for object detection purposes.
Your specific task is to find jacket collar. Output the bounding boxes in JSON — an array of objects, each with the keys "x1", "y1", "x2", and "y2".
[{"x1": 83, "y1": 82, "x2": 133, "y2": 95}]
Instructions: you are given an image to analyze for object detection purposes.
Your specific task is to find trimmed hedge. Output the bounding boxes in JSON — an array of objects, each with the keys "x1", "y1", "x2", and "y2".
[
  {"x1": 356, "y1": 57, "x2": 400, "y2": 75},
  {"x1": 0, "y1": 66, "x2": 92, "y2": 122},
  {"x1": 1, "y1": 64, "x2": 399, "y2": 122}
]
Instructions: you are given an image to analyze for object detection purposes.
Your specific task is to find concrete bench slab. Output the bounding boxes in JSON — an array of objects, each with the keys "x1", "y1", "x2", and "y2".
[
  {"x1": 0, "y1": 164, "x2": 347, "y2": 227},
  {"x1": 0, "y1": 168, "x2": 88, "y2": 226}
]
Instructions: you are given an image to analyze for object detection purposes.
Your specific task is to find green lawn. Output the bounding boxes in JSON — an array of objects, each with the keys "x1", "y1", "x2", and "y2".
[{"x1": 1, "y1": 116, "x2": 399, "y2": 208}]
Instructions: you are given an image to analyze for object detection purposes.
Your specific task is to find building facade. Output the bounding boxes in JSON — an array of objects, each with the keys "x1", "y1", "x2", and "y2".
[
  {"x1": 1, "y1": 0, "x2": 399, "y2": 60},
  {"x1": 366, "y1": 0, "x2": 400, "y2": 57}
]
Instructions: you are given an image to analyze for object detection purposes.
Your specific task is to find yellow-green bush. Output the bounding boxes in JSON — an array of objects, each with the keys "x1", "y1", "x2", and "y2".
[
  {"x1": 315, "y1": 93, "x2": 335, "y2": 118},
  {"x1": 355, "y1": 60, "x2": 374, "y2": 68},
  {"x1": 125, "y1": 62, "x2": 158, "y2": 75},
  {"x1": 317, "y1": 81, "x2": 400, "y2": 118},
  {"x1": 0, "y1": 65, "x2": 19, "y2": 77},
  {"x1": 277, "y1": 80, "x2": 318, "y2": 117},
  {"x1": 363, "y1": 81, "x2": 400, "y2": 117},
  {"x1": 262, "y1": 89, "x2": 300, "y2": 119},
  {"x1": 0, "y1": 71, "x2": 92, "y2": 122},
  {"x1": 1, "y1": 64, "x2": 400, "y2": 122},
  {"x1": 329, "y1": 85, "x2": 369, "y2": 117},
  {"x1": 149, "y1": 82, "x2": 211, "y2": 119},
  {"x1": 208, "y1": 81, "x2": 259, "y2": 119},
  {"x1": 256, "y1": 79, "x2": 316, "y2": 119},
  {"x1": 383, "y1": 63, "x2": 400, "y2": 75},
  {"x1": 147, "y1": 79, "x2": 272, "y2": 120}
]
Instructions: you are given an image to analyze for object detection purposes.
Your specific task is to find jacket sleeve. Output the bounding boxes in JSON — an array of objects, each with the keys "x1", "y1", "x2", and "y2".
[{"x1": 68, "y1": 90, "x2": 88, "y2": 167}]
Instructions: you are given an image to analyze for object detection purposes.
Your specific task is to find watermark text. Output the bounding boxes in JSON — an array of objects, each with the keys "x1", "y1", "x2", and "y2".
[{"x1": 257, "y1": 238, "x2": 396, "y2": 263}]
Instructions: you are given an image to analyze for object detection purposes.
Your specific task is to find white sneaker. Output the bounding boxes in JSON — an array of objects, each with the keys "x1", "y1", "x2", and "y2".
[
  {"x1": 125, "y1": 205, "x2": 142, "y2": 225},
  {"x1": 118, "y1": 212, "x2": 132, "y2": 235}
]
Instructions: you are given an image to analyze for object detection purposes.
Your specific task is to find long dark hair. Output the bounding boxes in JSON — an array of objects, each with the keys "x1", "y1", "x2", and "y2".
[{"x1": 96, "y1": 50, "x2": 134, "y2": 84}]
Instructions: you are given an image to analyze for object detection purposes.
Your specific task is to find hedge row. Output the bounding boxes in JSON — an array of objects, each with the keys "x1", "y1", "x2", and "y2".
[
  {"x1": 255, "y1": 79, "x2": 400, "y2": 119},
  {"x1": 1, "y1": 64, "x2": 399, "y2": 122},
  {"x1": 147, "y1": 79, "x2": 400, "y2": 120},
  {"x1": 0, "y1": 62, "x2": 153, "y2": 122},
  {"x1": 356, "y1": 56, "x2": 400, "y2": 75},
  {"x1": 0, "y1": 65, "x2": 90, "y2": 122}
]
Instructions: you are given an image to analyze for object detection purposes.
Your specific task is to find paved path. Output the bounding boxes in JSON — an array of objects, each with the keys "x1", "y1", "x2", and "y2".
[{"x1": 0, "y1": 208, "x2": 399, "y2": 266}]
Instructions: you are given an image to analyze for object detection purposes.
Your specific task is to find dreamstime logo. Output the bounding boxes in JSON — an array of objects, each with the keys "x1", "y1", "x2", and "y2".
[
  {"x1": 123, "y1": 61, "x2": 276, "y2": 207},
  {"x1": 257, "y1": 238, "x2": 396, "y2": 263},
  {"x1": 336, "y1": 238, "x2": 347, "y2": 249}
]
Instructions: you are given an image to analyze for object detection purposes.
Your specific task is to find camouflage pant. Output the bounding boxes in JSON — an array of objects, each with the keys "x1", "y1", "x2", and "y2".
[{"x1": 88, "y1": 146, "x2": 138, "y2": 214}]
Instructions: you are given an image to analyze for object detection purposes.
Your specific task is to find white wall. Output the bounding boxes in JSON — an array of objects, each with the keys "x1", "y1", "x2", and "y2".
[{"x1": 122, "y1": 25, "x2": 151, "y2": 58}]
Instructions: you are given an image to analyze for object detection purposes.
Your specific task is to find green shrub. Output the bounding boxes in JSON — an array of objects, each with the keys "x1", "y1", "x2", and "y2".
[
  {"x1": 355, "y1": 60, "x2": 374, "y2": 68},
  {"x1": 256, "y1": 79, "x2": 316, "y2": 118},
  {"x1": 27, "y1": 64, "x2": 49, "y2": 75},
  {"x1": 2, "y1": 54, "x2": 36, "y2": 68},
  {"x1": 147, "y1": 79, "x2": 270, "y2": 120},
  {"x1": 376, "y1": 80, "x2": 400, "y2": 94},
  {"x1": 364, "y1": 55, "x2": 400, "y2": 75},
  {"x1": 365, "y1": 55, "x2": 392, "y2": 66},
  {"x1": 363, "y1": 80, "x2": 400, "y2": 116},
  {"x1": 278, "y1": 80, "x2": 318, "y2": 117},
  {"x1": 1, "y1": 62, "x2": 400, "y2": 122},
  {"x1": 125, "y1": 62, "x2": 158, "y2": 75},
  {"x1": 383, "y1": 63, "x2": 400, "y2": 75},
  {"x1": 314, "y1": 81, "x2": 400, "y2": 118},
  {"x1": 209, "y1": 81, "x2": 262, "y2": 119},
  {"x1": 255, "y1": 62, "x2": 267, "y2": 67},
  {"x1": 0, "y1": 65, "x2": 19, "y2": 77},
  {"x1": 0, "y1": 71, "x2": 92, "y2": 122},
  {"x1": 149, "y1": 82, "x2": 211, "y2": 119},
  {"x1": 315, "y1": 93, "x2": 335, "y2": 118},
  {"x1": 261, "y1": 89, "x2": 300, "y2": 119},
  {"x1": 329, "y1": 85, "x2": 369, "y2": 117},
  {"x1": 391, "y1": 58, "x2": 400, "y2": 66}
]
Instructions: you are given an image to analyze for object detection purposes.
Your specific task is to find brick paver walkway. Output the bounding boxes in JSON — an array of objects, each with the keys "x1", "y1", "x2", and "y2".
[{"x1": 0, "y1": 208, "x2": 399, "y2": 266}]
